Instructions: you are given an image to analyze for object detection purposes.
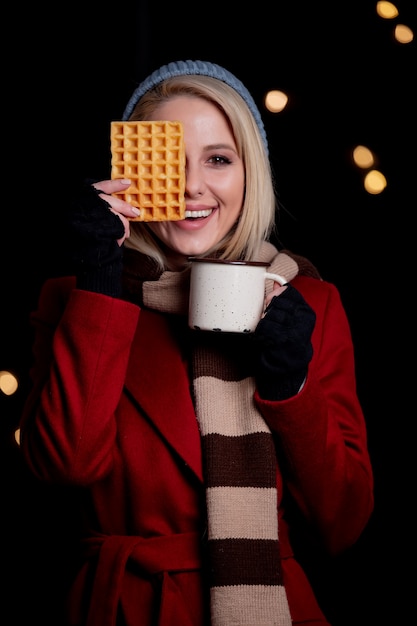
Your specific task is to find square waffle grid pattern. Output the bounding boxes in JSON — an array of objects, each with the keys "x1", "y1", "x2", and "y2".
[{"x1": 111, "y1": 121, "x2": 186, "y2": 221}]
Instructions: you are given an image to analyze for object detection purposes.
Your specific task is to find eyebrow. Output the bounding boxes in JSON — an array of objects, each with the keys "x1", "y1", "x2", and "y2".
[{"x1": 204, "y1": 143, "x2": 237, "y2": 152}]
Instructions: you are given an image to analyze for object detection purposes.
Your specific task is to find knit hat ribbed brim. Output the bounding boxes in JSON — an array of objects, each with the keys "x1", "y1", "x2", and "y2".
[{"x1": 122, "y1": 60, "x2": 268, "y2": 153}]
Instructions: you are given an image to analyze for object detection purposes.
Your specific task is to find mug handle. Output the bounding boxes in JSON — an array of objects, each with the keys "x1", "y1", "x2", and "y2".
[{"x1": 265, "y1": 272, "x2": 287, "y2": 286}]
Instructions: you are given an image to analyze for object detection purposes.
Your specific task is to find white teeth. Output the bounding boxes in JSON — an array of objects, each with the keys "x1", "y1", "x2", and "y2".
[{"x1": 185, "y1": 209, "x2": 213, "y2": 219}]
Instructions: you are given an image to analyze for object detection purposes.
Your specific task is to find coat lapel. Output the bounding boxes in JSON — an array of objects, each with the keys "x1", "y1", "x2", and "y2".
[{"x1": 124, "y1": 309, "x2": 203, "y2": 482}]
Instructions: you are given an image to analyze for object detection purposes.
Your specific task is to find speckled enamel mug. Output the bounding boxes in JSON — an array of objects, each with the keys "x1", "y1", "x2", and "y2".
[{"x1": 188, "y1": 258, "x2": 287, "y2": 333}]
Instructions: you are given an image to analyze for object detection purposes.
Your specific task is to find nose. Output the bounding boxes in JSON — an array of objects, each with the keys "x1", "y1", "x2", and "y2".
[{"x1": 184, "y1": 160, "x2": 205, "y2": 198}]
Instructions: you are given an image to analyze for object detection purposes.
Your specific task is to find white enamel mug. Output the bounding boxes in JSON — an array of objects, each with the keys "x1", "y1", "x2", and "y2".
[{"x1": 188, "y1": 258, "x2": 287, "y2": 333}]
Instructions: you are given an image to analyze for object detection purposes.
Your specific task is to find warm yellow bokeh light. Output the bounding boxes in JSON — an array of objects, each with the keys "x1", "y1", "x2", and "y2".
[
  {"x1": 15, "y1": 428, "x2": 21, "y2": 445},
  {"x1": 376, "y1": 1, "x2": 399, "y2": 19},
  {"x1": 0, "y1": 370, "x2": 19, "y2": 396},
  {"x1": 364, "y1": 169, "x2": 387, "y2": 194},
  {"x1": 264, "y1": 90, "x2": 289, "y2": 113},
  {"x1": 353, "y1": 145, "x2": 375, "y2": 169},
  {"x1": 395, "y1": 24, "x2": 414, "y2": 44}
]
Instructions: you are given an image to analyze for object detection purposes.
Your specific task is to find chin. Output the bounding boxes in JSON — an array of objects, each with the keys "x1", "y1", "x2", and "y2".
[{"x1": 177, "y1": 243, "x2": 215, "y2": 258}]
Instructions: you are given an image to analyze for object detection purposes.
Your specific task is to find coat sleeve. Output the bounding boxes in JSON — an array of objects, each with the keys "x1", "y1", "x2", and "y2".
[
  {"x1": 255, "y1": 276, "x2": 374, "y2": 555},
  {"x1": 19, "y1": 277, "x2": 140, "y2": 485}
]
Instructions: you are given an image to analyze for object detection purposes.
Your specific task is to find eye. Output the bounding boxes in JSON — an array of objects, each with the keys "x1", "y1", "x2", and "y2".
[{"x1": 207, "y1": 155, "x2": 232, "y2": 165}]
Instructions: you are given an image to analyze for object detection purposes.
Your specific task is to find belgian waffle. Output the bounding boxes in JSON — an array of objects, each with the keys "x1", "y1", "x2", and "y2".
[{"x1": 110, "y1": 121, "x2": 186, "y2": 221}]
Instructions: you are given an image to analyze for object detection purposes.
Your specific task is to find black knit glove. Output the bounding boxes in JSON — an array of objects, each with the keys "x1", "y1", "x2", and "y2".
[
  {"x1": 67, "y1": 182, "x2": 125, "y2": 297},
  {"x1": 252, "y1": 284, "x2": 316, "y2": 400}
]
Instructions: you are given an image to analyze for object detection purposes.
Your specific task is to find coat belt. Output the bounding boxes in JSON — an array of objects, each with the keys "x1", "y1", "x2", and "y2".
[{"x1": 83, "y1": 531, "x2": 203, "y2": 626}]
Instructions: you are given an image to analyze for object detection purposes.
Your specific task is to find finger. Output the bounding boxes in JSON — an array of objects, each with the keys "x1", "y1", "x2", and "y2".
[
  {"x1": 93, "y1": 179, "x2": 131, "y2": 194},
  {"x1": 94, "y1": 187, "x2": 140, "y2": 219},
  {"x1": 93, "y1": 180, "x2": 140, "y2": 217},
  {"x1": 264, "y1": 284, "x2": 287, "y2": 309}
]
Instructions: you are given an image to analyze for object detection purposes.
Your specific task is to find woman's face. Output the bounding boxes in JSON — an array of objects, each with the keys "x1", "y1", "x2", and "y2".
[{"x1": 146, "y1": 96, "x2": 245, "y2": 268}]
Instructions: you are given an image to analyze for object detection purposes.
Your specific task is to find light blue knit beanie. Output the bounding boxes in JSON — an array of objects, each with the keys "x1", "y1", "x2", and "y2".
[{"x1": 122, "y1": 60, "x2": 268, "y2": 153}]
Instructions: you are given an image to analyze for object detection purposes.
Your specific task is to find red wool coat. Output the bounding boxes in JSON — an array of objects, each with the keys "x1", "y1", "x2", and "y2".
[{"x1": 19, "y1": 274, "x2": 374, "y2": 626}]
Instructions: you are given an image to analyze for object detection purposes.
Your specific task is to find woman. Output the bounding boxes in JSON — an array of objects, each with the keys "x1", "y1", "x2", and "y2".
[{"x1": 19, "y1": 60, "x2": 374, "y2": 626}]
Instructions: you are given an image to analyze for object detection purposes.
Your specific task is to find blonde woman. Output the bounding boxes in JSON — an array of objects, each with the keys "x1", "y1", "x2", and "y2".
[{"x1": 19, "y1": 60, "x2": 374, "y2": 626}]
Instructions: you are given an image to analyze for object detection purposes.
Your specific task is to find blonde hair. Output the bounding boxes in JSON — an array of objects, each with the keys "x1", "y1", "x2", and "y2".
[{"x1": 124, "y1": 75, "x2": 277, "y2": 270}]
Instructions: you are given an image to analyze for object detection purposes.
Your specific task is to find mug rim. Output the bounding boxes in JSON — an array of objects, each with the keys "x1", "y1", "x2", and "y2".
[{"x1": 188, "y1": 257, "x2": 271, "y2": 268}]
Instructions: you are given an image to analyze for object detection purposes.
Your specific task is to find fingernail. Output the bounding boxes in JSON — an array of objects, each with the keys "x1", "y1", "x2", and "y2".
[
  {"x1": 121, "y1": 179, "x2": 131, "y2": 185},
  {"x1": 131, "y1": 207, "x2": 140, "y2": 216}
]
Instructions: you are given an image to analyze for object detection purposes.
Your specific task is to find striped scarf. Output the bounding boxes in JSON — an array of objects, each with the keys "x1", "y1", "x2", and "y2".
[
  {"x1": 122, "y1": 242, "x2": 320, "y2": 625},
  {"x1": 191, "y1": 330, "x2": 292, "y2": 625}
]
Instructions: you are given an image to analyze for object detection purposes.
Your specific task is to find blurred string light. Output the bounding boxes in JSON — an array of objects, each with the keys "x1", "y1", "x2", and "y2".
[
  {"x1": 352, "y1": 145, "x2": 375, "y2": 169},
  {"x1": 394, "y1": 24, "x2": 413, "y2": 44},
  {"x1": 0, "y1": 370, "x2": 21, "y2": 445},
  {"x1": 263, "y1": 98, "x2": 389, "y2": 196},
  {"x1": 264, "y1": 90, "x2": 288, "y2": 113},
  {"x1": 263, "y1": 3, "x2": 413, "y2": 196},
  {"x1": 363, "y1": 169, "x2": 387, "y2": 194},
  {"x1": 0, "y1": 370, "x2": 18, "y2": 396},
  {"x1": 352, "y1": 145, "x2": 387, "y2": 195},
  {"x1": 376, "y1": 1, "x2": 398, "y2": 19},
  {"x1": 376, "y1": 1, "x2": 414, "y2": 43},
  {"x1": 348, "y1": 1, "x2": 414, "y2": 193}
]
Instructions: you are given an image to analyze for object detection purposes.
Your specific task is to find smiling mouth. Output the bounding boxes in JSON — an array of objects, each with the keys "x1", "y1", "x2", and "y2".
[{"x1": 185, "y1": 209, "x2": 213, "y2": 219}]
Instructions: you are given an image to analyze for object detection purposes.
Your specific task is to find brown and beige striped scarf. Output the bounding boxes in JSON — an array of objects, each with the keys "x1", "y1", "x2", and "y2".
[{"x1": 122, "y1": 242, "x2": 320, "y2": 625}]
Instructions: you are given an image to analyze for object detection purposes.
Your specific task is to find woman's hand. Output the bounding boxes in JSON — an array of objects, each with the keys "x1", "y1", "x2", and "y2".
[
  {"x1": 66, "y1": 179, "x2": 138, "y2": 298},
  {"x1": 253, "y1": 284, "x2": 316, "y2": 401},
  {"x1": 92, "y1": 179, "x2": 139, "y2": 245}
]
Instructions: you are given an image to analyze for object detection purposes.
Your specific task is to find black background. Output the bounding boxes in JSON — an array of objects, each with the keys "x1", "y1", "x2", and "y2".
[{"x1": 2, "y1": 1, "x2": 415, "y2": 623}]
